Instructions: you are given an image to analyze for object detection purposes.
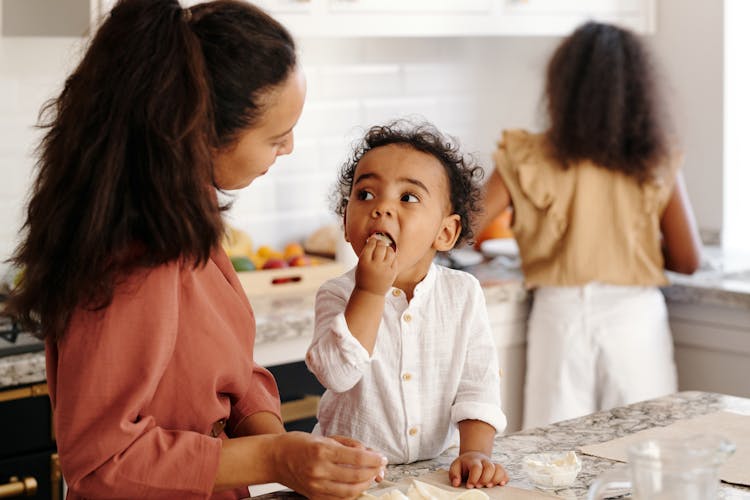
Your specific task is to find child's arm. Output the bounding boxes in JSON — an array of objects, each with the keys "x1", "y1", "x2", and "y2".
[
  {"x1": 448, "y1": 276, "x2": 508, "y2": 488},
  {"x1": 306, "y1": 236, "x2": 397, "y2": 392},
  {"x1": 475, "y1": 168, "x2": 512, "y2": 238},
  {"x1": 344, "y1": 236, "x2": 398, "y2": 355},
  {"x1": 449, "y1": 420, "x2": 508, "y2": 488},
  {"x1": 661, "y1": 171, "x2": 702, "y2": 274}
]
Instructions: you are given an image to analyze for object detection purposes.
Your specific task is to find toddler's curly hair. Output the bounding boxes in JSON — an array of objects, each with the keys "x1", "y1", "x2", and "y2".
[{"x1": 333, "y1": 120, "x2": 484, "y2": 247}]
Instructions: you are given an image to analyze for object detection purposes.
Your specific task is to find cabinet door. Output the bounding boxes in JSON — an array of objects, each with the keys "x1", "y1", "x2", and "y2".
[
  {"x1": 486, "y1": 298, "x2": 529, "y2": 434},
  {"x1": 327, "y1": 0, "x2": 492, "y2": 14},
  {"x1": 96, "y1": 0, "x2": 654, "y2": 37},
  {"x1": 0, "y1": 385, "x2": 53, "y2": 459},
  {"x1": 503, "y1": 0, "x2": 645, "y2": 15},
  {"x1": 267, "y1": 361, "x2": 324, "y2": 432},
  {"x1": 500, "y1": 0, "x2": 654, "y2": 34},
  {"x1": 669, "y1": 302, "x2": 750, "y2": 398}
]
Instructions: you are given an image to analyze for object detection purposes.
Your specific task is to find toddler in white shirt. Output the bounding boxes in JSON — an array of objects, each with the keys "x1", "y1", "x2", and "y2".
[{"x1": 306, "y1": 120, "x2": 508, "y2": 489}]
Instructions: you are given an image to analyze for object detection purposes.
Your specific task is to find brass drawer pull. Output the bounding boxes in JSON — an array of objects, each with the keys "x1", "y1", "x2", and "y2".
[
  {"x1": 0, "y1": 383, "x2": 48, "y2": 404},
  {"x1": 0, "y1": 476, "x2": 38, "y2": 498},
  {"x1": 280, "y1": 395, "x2": 321, "y2": 423}
]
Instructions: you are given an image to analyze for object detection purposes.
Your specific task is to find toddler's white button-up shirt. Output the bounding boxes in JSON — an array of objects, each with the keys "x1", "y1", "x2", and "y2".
[{"x1": 306, "y1": 263, "x2": 506, "y2": 464}]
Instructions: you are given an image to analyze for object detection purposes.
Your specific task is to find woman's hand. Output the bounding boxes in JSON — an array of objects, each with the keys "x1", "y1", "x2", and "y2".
[
  {"x1": 448, "y1": 451, "x2": 508, "y2": 489},
  {"x1": 354, "y1": 235, "x2": 397, "y2": 296},
  {"x1": 273, "y1": 432, "x2": 387, "y2": 500}
]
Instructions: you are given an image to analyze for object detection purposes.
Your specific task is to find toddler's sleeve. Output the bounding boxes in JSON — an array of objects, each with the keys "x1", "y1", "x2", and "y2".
[
  {"x1": 450, "y1": 278, "x2": 507, "y2": 434},
  {"x1": 306, "y1": 283, "x2": 372, "y2": 393}
]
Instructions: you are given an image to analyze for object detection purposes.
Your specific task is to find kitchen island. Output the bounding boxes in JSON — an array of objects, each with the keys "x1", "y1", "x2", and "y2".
[{"x1": 258, "y1": 391, "x2": 750, "y2": 500}]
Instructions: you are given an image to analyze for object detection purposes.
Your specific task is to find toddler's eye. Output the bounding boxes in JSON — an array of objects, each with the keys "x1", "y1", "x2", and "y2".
[
  {"x1": 356, "y1": 189, "x2": 374, "y2": 201},
  {"x1": 401, "y1": 193, "x2": 419, "y2": 203}
]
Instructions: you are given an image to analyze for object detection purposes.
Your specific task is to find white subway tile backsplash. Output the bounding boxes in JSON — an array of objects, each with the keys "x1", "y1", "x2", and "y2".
[
  {"x1": 403, "y1": 63, "x2": 475, "y2": 95},
  {"x1": 0, "y1": 78, "x2": 20, "y2": 112},
  {"x1": 362, "y1": 96, "x2": 439, "y2": 129},
  {"x1": 1, "y1": 36, "x2": 550, "y2": 259},
  {"x1": 313, "y1": 64, "x2": 402, "y2": 100},
  {"x1": 270, "y1": 138, "x2": 320, "y2": 175},
  {"x1": 294, "y1": 99, "x2": 362, "y2": 139}
]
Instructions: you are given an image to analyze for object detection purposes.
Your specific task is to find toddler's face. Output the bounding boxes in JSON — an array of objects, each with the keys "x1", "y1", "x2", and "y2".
[{"x1": 344, "y1": 143, "x2": 458, "y2": 275}]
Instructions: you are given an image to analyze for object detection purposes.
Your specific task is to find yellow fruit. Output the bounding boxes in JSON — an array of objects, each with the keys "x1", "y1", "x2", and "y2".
[
  {"x1": 257, "y1": 245, "x2": 283, "y2": 261},
  {"x1": 248, "y1": 253, "x2": 265, "y2": 270},
  {"x1": 283, "y1": 242, "x2": 305, "y2": 260},
  {"x1": 223, "y1": 226, "x2": 253, "y2": 258}
]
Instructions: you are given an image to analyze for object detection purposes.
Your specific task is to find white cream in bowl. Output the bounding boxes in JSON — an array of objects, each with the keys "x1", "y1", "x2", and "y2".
[{"x1": 522, "y1": 450, "x2": 581, "y2": 490}]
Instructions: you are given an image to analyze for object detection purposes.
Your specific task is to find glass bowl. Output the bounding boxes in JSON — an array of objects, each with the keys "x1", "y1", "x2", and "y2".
[{"x1": 522, "y1": 450, "x2": 581, "y2": 490}]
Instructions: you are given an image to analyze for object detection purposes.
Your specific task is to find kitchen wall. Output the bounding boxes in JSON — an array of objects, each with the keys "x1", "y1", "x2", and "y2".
[
  {"x1": 0, "y1": 33, "x2": 557, "y2": 274},
  {"x1": 651, "y1": 0, "x2": 724, "y2": 244},
  {"x1": 0, "y1": 1, "x2": 726, "y2": 278}
]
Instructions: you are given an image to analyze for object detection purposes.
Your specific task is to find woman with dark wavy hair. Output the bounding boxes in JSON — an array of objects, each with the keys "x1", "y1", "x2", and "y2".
[
  {"x1": 476, "y1": 21, "x2": 702, "y2": 429},
  {"x1": 5, "y1": 1, "x2": 385, "y2": 498}
]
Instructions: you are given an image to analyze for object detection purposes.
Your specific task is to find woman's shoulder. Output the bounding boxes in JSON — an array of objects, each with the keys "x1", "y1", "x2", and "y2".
[{"x1": 112, "y1": 260, "x2": 188, "y2": 306}]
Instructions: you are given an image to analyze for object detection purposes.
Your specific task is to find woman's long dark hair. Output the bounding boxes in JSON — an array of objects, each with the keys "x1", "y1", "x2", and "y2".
[
  {"x1": 544, "y1": 21, "x2": 669, "y2": 180},
  {"x1": 5, "y1": 0, "x2": 296, "y2": 340}
]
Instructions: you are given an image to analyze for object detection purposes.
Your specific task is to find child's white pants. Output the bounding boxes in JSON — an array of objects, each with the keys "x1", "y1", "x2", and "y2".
[{"x1": 522, "y1": 283, "x2": 677, "y2": 429}]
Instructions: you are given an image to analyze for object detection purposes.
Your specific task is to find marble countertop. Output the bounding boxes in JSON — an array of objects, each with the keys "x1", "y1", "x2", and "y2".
[
  {"x1": 258, "y1": 391, "x2": 750, "y2": 500},
  {"x1": 3, "y1": 245, "x2": 749, "y2": 389},
  {"x1": 663, "y1": 245, "x2": 750, "y2": 309}
]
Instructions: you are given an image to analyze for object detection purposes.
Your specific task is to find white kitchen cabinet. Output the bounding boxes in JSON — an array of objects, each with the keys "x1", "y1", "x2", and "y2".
[
  {"x1": 252, "y1": 0, "x2": 654, "y2": 37},
  {"x1": 5, "y1": 0, "x2": 654, "y2": 38},
  {"x1": 668, "y1": 302, "x2": 750, "y2": 399},
  {"x1": 485, "y1": 289, "x2": 530, "y2": 434},
  {"x1": 92, "y1": 0, "x2": 655, "y2": 38}
]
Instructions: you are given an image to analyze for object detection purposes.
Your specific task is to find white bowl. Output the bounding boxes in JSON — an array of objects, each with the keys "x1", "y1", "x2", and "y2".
[
  {"x1": 479, "y1": 238, "x2": 519, "y2": 258},
  {"x1": 522, "y1": 451, "x2": 581, "y2": 490}
]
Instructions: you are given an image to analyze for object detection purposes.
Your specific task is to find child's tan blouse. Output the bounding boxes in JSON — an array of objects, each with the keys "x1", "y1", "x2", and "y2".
[{"x1": 494, "y1": 129, "x2": 680, "y2": 288}]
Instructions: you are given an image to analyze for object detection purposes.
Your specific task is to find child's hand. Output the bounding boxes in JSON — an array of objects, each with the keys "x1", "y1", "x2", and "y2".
[
  {"x1": 449, "y1": 451, "x2": 508, "y2": 488},
  {"x1": 354, "y1": 235, "x2": 398, "y2": 296}
]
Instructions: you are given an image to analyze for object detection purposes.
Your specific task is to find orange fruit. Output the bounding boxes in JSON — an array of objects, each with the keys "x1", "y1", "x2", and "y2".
[
  {"x1": 475, "y1": 208, "x2": 513, "y2": 249},
  {"x1": 283, "y1": 242, "x2": 305, "y2": 260}
]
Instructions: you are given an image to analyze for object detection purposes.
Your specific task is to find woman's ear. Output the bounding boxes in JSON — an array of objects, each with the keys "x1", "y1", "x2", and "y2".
[{"x1": 434, "y1": 214, "x2": 461, "y2": 252}]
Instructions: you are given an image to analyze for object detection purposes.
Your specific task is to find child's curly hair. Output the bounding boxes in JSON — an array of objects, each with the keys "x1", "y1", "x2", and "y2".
[{"x1": 333, "y1": 120, "x2": 484, "y2": 247}]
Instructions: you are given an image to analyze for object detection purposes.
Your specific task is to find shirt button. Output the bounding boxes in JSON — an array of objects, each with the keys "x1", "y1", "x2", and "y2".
[
  {"x1": 402, "y1": 373, "x2": 412, "y2": 381},
  {"x1": 403, "y1": 313, "x2": 412, "y2": 323},
  {"x1": 392, "y1": 289, "x2": 402, "y2": 297},
  {"x1": 409, "y1": 427, "x2": 418, "y2": 436}
]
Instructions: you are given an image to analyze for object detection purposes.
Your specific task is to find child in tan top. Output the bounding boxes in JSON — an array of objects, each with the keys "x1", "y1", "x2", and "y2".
[{"x1": 476, "y1": 21, "x2": 702, "y2": 428}]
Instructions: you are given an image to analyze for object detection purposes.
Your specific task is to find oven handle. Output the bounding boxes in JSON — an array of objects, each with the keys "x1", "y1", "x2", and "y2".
[{"x1": 0, "y1": 476, "x2": 38, "y2": 498}]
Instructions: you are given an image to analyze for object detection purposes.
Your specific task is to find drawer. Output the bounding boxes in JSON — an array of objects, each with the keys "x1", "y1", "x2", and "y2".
[
  {"x1": 0, "y1": 384, "x2": 54, "y2": 459},
  {"x1": 0, "y1": 451, "x2": 62, "y2": 500},
  {"x1": 267, "y1": 361, "x2": 324, "y2": 432}
]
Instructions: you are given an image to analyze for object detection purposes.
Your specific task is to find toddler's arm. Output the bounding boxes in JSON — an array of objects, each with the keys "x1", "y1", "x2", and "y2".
[
  {"x1": 307, "y1": 287, "x2": 371, "y2": 392},
  {"x1": 449, "y1": 420, "x2": 508, "y2": 488},
  {"x1": 344, "y1": 235, "x2": 398, "y2": 354}
]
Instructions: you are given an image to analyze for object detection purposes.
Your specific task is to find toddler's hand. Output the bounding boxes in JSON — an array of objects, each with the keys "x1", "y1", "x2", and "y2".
[
  {"x1": 354, "y1": 235, "x2": 398, "y2": 295},
  {"x1": 449, "y1": 451, "x2": 508, "y2": 489}
]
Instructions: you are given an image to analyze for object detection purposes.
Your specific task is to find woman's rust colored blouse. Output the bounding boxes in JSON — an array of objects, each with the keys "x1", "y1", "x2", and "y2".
[
  {"x1": 46, "y1": 249, "x2": 280, "y2": 499},
  {"x1": 494, "y1": 129, "x2": 680, "y2": 288}
]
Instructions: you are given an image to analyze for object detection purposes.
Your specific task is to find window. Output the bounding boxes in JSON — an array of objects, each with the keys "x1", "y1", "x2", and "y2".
[{"x1": 723, "y1": 0, "x2": 750, "y2": 252}]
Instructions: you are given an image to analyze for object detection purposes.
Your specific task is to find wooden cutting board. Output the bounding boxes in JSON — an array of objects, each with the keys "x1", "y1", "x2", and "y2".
[{"x1": 370, "y1": 470, "x2": 560, "y2": 500}]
